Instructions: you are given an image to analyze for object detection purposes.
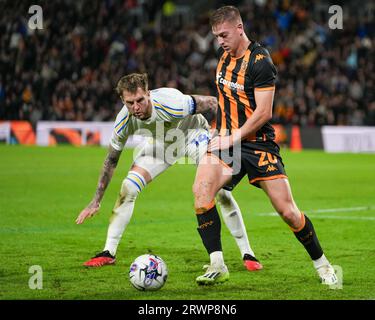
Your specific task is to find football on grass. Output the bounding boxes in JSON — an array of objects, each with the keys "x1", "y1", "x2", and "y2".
[{"x1": 129, "y1": 254, "x2": 168, "y2": 291}]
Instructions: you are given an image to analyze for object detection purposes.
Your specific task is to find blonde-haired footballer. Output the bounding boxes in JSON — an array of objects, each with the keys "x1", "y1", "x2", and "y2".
[
  {"x1": 76, "y1": 73, "x2": 263, "y2": 272},
  {"x1": 192, "y1": 6, "x2": 337, "y2": 285}
]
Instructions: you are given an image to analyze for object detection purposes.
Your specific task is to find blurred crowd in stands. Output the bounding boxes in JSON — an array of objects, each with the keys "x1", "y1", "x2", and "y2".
[{"x1": 1, "y1": 0, "x2": 374, "y2": 126}]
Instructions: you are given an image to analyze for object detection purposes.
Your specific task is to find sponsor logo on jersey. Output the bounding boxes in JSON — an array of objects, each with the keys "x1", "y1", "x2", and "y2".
[
  {"x1": 216, "y1": 72, "x2": 244, "y2": 91},
  {"x1": 254, "y1": 54, "x2": 266, "y2": 63}
]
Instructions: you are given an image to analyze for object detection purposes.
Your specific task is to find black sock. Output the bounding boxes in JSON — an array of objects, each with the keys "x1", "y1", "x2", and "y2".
[
  {"x1": 294, "y1": 214, "x2": 323, "y2": 260},
  {"x1": 196, "y1": 205, "x2": 222, "y2": 254}
]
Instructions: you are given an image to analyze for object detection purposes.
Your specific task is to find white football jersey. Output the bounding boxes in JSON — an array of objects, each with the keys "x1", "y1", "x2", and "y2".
[{"x1": 110, "y1": 88, "x2": 209, "y2": 151}]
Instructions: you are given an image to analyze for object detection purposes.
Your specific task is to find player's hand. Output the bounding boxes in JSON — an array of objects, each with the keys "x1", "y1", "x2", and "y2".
[
  {"x1": 75, "y1": 201, "x2": 101, "y2": 224},
  {"x1": 208, "y1": 135, "x2": 233, "y2": 152}
]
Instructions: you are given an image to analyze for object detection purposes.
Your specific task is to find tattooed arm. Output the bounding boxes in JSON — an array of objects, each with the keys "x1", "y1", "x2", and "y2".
[
  {"x1": 191, "y1": 95, "x2": 218, "y2": 120},
  {"x1": 76, "y1": 145, "x2": 122, "y2": 224}
]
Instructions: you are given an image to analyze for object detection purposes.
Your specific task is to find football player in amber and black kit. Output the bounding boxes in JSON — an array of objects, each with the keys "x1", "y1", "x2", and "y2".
[{"x1": 193, "y1": 5, "x2": 338, "y2": 286}]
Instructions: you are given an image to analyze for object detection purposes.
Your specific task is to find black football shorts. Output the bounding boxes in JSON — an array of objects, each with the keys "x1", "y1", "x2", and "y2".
[{"x1": 209, "y1": 140, "x2": 288, "y2": 190}]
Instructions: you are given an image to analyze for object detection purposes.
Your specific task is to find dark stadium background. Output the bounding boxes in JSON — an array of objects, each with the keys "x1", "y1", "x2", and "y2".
[{"x1": 1, "y1": 0, "x2": 374, "y2": 129}]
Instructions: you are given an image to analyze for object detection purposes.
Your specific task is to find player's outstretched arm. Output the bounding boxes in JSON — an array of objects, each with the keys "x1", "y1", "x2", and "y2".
[
  {"x1": 191, "y1": 95, "x2": 218, "y2": 118},
  {"x1": 76, "y1": 145, "x2": 122, "y2": 224}
]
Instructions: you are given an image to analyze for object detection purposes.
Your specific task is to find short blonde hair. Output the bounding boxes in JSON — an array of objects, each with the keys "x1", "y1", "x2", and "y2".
[
  {"x1": 210, "y1": 6, "x2": 242, "y2": 27},
  {"x1": 115, "y1": 73, "x2": 148, "y2": 97}
]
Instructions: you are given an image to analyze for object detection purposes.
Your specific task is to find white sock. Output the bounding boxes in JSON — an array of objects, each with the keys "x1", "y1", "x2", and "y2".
[
  {"x1": 103, "y1": 172, "x2": 145, "y2": 256},
  {"x1": 210, "y1": 251, "x2": 224, "y2": 267},
  {"x1": 313, "y1": 254, "x2": 330, "y2": 269},
  {"x1": 103, "y1": 201, "x2": 135, "y2": 256},
  {"x1": 216, "y1": 189, "x2": 255, "y2": 258}
]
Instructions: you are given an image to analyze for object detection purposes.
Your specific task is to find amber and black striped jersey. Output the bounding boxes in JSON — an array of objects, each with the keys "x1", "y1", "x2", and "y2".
[{"x1": 214, "y1": 41, "x2": 277, "y2": 141}]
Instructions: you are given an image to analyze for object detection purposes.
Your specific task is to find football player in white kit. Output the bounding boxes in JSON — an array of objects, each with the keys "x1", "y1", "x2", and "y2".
[{"x1": 76, "y1": 73, "x2": 262, "y2": 272}]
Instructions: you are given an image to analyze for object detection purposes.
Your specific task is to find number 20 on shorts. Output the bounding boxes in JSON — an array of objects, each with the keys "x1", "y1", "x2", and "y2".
[{"x1": 254, "y1": 151, "x2": 278, "y2": 167}]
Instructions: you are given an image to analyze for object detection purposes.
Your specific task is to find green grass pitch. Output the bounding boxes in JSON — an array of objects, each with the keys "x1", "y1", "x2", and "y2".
[{"x1": 0, "y1": 145, "x2": 374, "y2": 300}]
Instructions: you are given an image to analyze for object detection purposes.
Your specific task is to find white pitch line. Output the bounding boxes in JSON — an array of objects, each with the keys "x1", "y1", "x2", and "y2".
[
  {"x1": 315, "y1": 215, "x2": 375, "y2": 220},
  {"x1": 308, "y1": 206, "x2": 375, "y2": 214},
  {"x1": 256, "y1": 206, "x2": 375, "y2": 221}
]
